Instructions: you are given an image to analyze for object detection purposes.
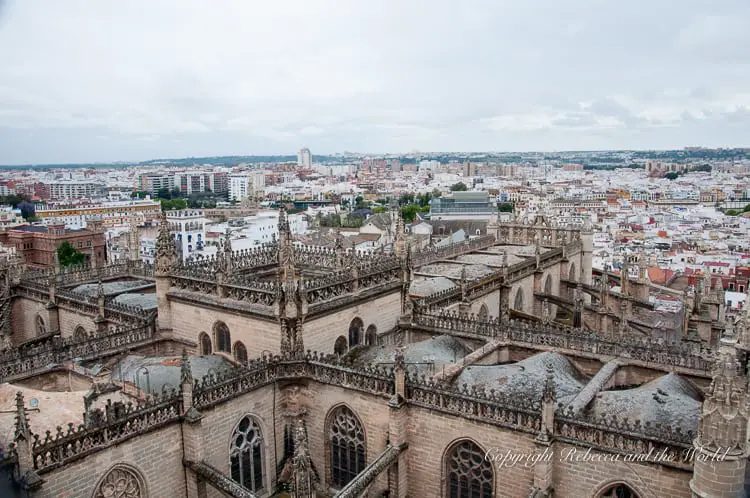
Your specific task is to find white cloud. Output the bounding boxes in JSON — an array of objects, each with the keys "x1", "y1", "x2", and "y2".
[{"x1": 0, "y1": 0, "x2": 749, "y2": 162}]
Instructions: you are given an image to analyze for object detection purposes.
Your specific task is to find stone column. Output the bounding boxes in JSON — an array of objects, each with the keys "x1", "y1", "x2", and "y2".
[
  {"x1": 533, "y1": 271, "x2": 544, "y2": 317},
  {"x1": 388, "y1": 349, "x2": 408, "y2": 498}
]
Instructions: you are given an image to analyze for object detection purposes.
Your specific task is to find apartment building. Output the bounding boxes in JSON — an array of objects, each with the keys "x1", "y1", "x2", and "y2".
[
  {"x1": 35, "y1": 181, "x2": 104, "y2": 200},
  {"x1": 35, "y1": 199, "x2": 162, "y2": 229},
  {"x1": 0, "y1": 222, "x2": 106, "y2": 268}
]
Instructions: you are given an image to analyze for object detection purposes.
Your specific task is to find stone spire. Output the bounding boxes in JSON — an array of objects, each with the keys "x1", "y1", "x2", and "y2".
[
  {"x1": 180, "y1": 348, "x2": 193, "y2": 386},
  {"x1": 291, "y1": 419, "x2": 316, "y2": 498},
  {"x1": 702, "y1": 268, "x2": 712, "y2": 298},
  {"x1": 96, "y1": 278, "x2": 106, "y2": 317},
  {"x1": 394, "y1": 209, "x2": 406, "y2": 259},
  {"x1": 333, "y1": 229, "x2": 347, "y2": 268},
  {"x1": 217, "y1": 228, "x2": 233, "y2": 274},
  {"x1": 620, "y1": 259, "x2": 630, "y2": 297},
  {"x1": 155, "y1": 211, "x2": 176, "y2": 276},
  {"x1": 690, "y1": 328, "x2": 750, "y2": 497},
  {"x1": 278, "y1": 206, "x2": 296, "y2": 282},
  {"x1": 0, "y1": 255, "x2": 12, "y2": 349},
  {"x1": 14, "y1": 391, "x2": 31, "y2": 442},
  {"x1": 128, "y1": 219, "x2": 140, "y2": 262}
]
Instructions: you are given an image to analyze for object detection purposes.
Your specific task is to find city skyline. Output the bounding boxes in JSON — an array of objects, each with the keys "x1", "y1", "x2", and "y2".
[{"x1": 1, "y1": 0, "x2": 750, "y2": 164}]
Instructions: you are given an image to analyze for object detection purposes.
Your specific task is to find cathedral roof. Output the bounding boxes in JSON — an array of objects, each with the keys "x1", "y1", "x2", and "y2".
[
  {"x1": 111, "y1": 355, "x2": 234, "y2": 395},
  {"x1": 409, "y1": 276, "x2": 456, "y2": 297},
  {"x1": 454, "y1": 352, "x2": 587, "y2": 403},
  {"x1": 355, "y1": 336, "x2": 471, "y2": 375},
  {"x1": 584, "y1": 373, "x2": 701, "y2": 434},
  {"x1": 112, "y1": 292, "x2": 157, "y2": 310},
  {"x1": 70, "y1": 279, "x2": 153, "y2": 297}
]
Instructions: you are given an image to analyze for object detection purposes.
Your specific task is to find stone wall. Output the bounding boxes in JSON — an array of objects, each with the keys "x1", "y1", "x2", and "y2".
[
  {"x1": 34, "y1": 424, "x2": 185, "y2": 498},
  {"x1": 199, "y1": 383, "x2": 280, "y2": 498},
  {"x1": 305, "y1": 291, "x2": 402, "y2": 353},
  {"x1": 11, "y1": 297, "x2": 46, "y2": 343},
  {"x1": 303, "y1": 381, "x2": 391, "y2": 495},
  {"x1": 169, "y1": 299, "x2": 280, "y2": 359},
  {"x1": 406, "y1": 405, "x2": 537, "y2": 498},
  {"x1": 57, "y1": 308, "x2": 98, "y2": 338},
  {"x1": 553, "y1": 442, "x2": 691, "y2": 498}
]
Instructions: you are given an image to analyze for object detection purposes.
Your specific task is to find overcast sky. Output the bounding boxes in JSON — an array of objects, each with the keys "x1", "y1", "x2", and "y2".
[{"x1": 1, "y1": 0, "x2": 749, "y2": 164}]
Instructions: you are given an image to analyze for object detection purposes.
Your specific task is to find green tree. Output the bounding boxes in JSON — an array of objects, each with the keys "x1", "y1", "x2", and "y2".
[
  {"x1": 157, "y1": 187, "x2": 172, "y2": 199},
  {"x1": 498, "y1": 202, "x2": 514, "y2": 212},
  {"x1": 160, "y1": 198, "x2": 187, "y2": 210},
  {"x1": 57, "y1": 241, "x2": 85, "y2": 268},
  {"x1": 665, "y1": 172, "x2": 680, "y2": 180},
  {"x1": 725, "y1": 209, "x2": 739, "y2": 216},
  {"x1": 171, "y1": 188, "x2": 183, "y2": 198},
  {"x1": 372, "y1": 206, "x2": 387, "y2": 214},
  {"x1": 431, "y1": 188, "x2": 442, "y2": 198},
  {"x1": 401, "y1": 205, "x2": 419, "y2": 222},
  {"x1": 450, "y1": 182, "x2": 468, "y2": 191}
]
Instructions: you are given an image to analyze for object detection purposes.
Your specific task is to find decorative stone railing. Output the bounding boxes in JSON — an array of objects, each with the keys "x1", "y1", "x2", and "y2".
[
  {"x1": 410, "y1": 311, "x2": 714, "y2": 373},
  {"x1": 406, "y1": 375, "x2": 543, "y2": 433},
  {"x1": 31, "y1": 393, "x2": 181, "y2": 473},
  {"x1": 411, "y1": 235, "x2": 496, "y2": 268},
  {"x1": 19, "y1": 348, "x2": 697, "y2": 476},
  {"x1": 21, "y1": 261, "x2": 154, "y2": 288},
  {"x1": 13, "y1": 284, "x2": 153, "y2": 326},
  {"x1": 495, "y1": 223, "x2": 582, "y2": 248},
  {"x1": 192, "y1": 353, "x2": 395, "y2": 409},
  {"x1": 554, "y1": 405, "x2": 694, "y2": 467},
  {"x1": 0, "y1": 322, "x2": 156, "y2": 382}
]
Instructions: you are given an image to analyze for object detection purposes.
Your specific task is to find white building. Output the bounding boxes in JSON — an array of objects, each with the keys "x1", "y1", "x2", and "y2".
[
  {"x1": 297, "y1": 148, "x2": 312, "y2": 168},
  {"x1": 43, "y1": 181, "x2": 103, "y2": 200},
  {"x1": 167, "y1": 209, "x2": 207, "y2": 262},
  {"x1": 229, "y1": 172, "x2": 266, "y2": 202}
]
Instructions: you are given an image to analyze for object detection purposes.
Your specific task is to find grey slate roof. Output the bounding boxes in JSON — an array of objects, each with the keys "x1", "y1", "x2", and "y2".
[{"x1": 111, "y1": 354, "x2": 234, "y2": 394}]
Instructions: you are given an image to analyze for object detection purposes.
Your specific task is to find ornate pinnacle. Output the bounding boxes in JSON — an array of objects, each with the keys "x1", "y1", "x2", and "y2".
[
  {"x1": 180, "y1": 348, "x2": 192, "y2": 385},
  {"x1": 155, "y1": 211, "x2": 176, "y2": 275},
  {"x1": 542, "y1": 362, "x2": 556, "y2": 403},
  {"x1": 97, "y1": 278, "x2": 104, "y2": 298},
  {"x1": 14, "y1": 391, "x2": 30, "y2": 441},
  {"x1": 394, "y1": 347, "x2": 406, "y2": 371}
]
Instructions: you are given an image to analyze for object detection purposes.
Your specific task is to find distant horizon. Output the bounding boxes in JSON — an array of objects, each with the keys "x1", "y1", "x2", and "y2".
[
  {"x1": 2, "y1": 146, "x2": 750, "y2": 168},
  {"x1": 2, "y1": 2, "x2": 749, "y2": 165}
]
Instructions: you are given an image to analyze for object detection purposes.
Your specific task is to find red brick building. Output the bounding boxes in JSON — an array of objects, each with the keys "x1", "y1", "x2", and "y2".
[{"x1": 0, "y1": 221, "x2": 106, "y2": 269}]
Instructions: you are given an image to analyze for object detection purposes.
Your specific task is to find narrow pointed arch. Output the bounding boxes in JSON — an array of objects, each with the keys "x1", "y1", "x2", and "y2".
[
  {"x1": 594, "y1": 481, "x2": 642, "y2": 498},
  {"x1": 199, "y1": 332, "x2": 212, "y2": 355},
  {"x1": 213, "y1": 321, "x2": 231, "y2": 353},
  {"x1": 513, "y1": 288, "x2": 524, "y2": 311}
]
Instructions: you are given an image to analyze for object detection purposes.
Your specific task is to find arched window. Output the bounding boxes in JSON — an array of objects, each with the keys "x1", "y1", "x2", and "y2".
[
  {"x1": 477, "y1": 304, "x2": 488, "y2": 320},
  {"x1": 348, "y1": 318, "x2": 363, "y2": 347},
  {"x1": 234, "y1": 341, "x2": 248, "y2": 364},
  {"x1": 328, "y1": 405, "x2": 366, "y2": 489},
  {"x1": 544, "y1": 275, "x2": 552, "y2": 294},
  {"x1": 513, "y1": 288, "x2": 524, "y2": 311},
  {"x1": 334, "y1": 336, "x2": 348, "y2": 356},
  {"x1": 230, "y1": 416, "x2": 264, "y2": 493},
  {"x1": 597, "y1": 483, "x2": 639, "y2": 498},
  {"x1": 445, "y1": 440, "x2": 493, "y2": 498},
  {"x1": 93, "y1": 464, "x2": 146, "y2": 498},
  {"x1": 35, "y1": 315, "x2": 47, "y2": 336},
  {"x1": 214, "y1": 322, "x2": 231, "y2": 353},
  {"x1": 73, "y1": 326, "x2": 87, "y2": 341},
  {"x1": 365, "y1": 325, "x2": 377, "y2": 346},
  {"x1": 199, "y1": 332, "x2": 212, "y2": 355}
]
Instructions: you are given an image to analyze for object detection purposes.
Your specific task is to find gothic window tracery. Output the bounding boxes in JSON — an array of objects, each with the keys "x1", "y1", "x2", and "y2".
[
  {"x1": 35, "y1": 315, "x2": 47, "y2": 336},
  {"x1": 328, "y1": 405, "x2": 366, "y2": 488},
  {"x1": 199, "y1": 332, "x2": 212, "y2": 355},
  {"x1": 230, "y1": 416, "x2": 265, "y2": 492},
  {"x1": 214, "y1": 322, "x2": 231, "y2": 353},
  {"x1": 445, "y1": 440, "x2": 493, "y2": 498},
  {"x1": 478, "y1": 304, "x2": 489, "y2": 320},
  {"x1": 93, "y1": 465, "x2": 146, "y2": 498},
  {"x1": 597, "y1": 483, "x2": 639, "y2": 498}
]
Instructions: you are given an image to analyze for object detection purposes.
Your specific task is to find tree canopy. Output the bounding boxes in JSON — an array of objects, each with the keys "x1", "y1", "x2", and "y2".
[
  {"x1": 450, "y1": 182, "x2": 468, "y2": 191},
  {"x1": 57, "y1": 241, "x2": 85, "y2": 268}
]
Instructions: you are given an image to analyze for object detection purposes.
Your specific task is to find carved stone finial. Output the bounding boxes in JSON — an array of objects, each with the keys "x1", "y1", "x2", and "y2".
[
  {"x1": 155, "y1": 211, "x2": 176, "y2": 276},
  {"x1": 14, "y1": 391, "x2": 31, "y2": 441},
  {"x1": 180, "y1": 349, "x2": 192, "y2": 385},
  {"x1": 542, "y1": 362, "x2": 556, "y2": 403},
  {"x1": 393, "y1": 347, "x2": 406, "y2": 371},
  {"x1": 291, "y1": 418, "x2": 316, "y2": 498}
]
